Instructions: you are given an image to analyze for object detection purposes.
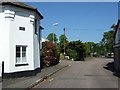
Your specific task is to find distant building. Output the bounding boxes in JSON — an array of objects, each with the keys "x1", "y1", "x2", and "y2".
[
  {"x1": 40, "y1": 37, "x2": 49, "y2": 50},
  {"x1": 0, "y1": 1, "x2": 43, "y2": 78},
  {"x1": 41, "y1": 38, "x2": 49, "y2": 42}
]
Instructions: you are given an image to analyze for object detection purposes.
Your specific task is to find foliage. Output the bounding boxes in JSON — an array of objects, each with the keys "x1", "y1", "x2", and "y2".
[
  {"x1": 83, "y1": 42, "x2": 95, "y2": 57},
  {"x1": 83, "y1": 25, "x2": 115, "y2": 57},
  {"x1": 67, "y1": 40, "x2": 85, "y2": 61},
  {"x1": 47, "y1": 33, "x2": 58, "y2": 43},
  {"x1": 101, "y1": 29, "x2": 115, "y2": 55},
  {"x1": 66, "y1": 49, "x2": 77, "y2": 60},
  {"x1": 41, "y1": 41, "x2": 60, "y2": 67}
]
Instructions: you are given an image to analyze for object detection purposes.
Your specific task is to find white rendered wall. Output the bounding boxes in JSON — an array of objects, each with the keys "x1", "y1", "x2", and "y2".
[
  {"x1": 33, "y1": 12, "x2": 41, "y2": 69},
  {"x1": 1, "y1": 6, "x2": 41, "y2": 73},
  {"x1": 33, "y1": 22, "x2": 40, "y2": 69},
  {"x1": 0, "y1": 8, "x2": 10, "y2": 73},
  {"x1": 9, "y1": 12, "x2": 34, "y2": 73}
]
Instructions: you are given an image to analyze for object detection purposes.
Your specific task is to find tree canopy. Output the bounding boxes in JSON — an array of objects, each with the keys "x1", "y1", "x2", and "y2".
[
  {"x1": 101, "y1": 30, "x2": 114, "y2": 53},
  {"x1": 67, "y1": 40, "x2": 85, "y2": 61},
  {"x1": 47, "y1": 33, "x2": 58, "y2": 43}
]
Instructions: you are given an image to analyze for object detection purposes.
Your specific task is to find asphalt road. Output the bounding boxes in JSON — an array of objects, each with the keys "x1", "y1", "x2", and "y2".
[{"x1": 33, "y1": 58, "x2": 119, "y2": 88}]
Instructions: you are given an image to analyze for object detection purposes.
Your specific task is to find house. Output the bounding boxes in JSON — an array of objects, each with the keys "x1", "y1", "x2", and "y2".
[
  {"x1": 0, "y1": 1, "x2": 43, "y2": 78},
  {"x1": 114, "y1": 19, "x2": 120, "y2": 72},
  {"x1": 41, "y1": 38, "x2": 49, "y2": 42}
]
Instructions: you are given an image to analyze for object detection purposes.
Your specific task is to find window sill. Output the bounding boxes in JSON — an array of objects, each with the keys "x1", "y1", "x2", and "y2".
[{"x1": 15, "y1": 63, "x2": 29, "y2": 67}]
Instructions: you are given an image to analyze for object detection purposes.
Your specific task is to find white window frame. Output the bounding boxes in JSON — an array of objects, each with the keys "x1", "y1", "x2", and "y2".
[{"x1": 16, "y1": 45, "x2": 27, "y2": 64}]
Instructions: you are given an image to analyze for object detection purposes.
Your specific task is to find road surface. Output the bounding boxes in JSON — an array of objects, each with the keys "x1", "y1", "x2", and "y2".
[{"x1": 33, "y1": 58, "x2": 119, "y2": 88}]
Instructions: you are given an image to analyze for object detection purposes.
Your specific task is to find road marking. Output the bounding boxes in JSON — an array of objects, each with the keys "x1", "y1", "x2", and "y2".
[{"x1": 49, "y1": 78, "x2": 54, "y2": 82}]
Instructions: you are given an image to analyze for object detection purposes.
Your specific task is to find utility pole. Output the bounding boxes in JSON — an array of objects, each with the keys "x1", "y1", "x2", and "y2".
[
  {"x1": 52, "y1": 23, "x2": 58, "y2": 43},
  {"x1": 53, "y1": 32, "x2": 54, "y2": 43},
  {"x1": 63, "y1": 28, "x2": 66, "y2": 55}
]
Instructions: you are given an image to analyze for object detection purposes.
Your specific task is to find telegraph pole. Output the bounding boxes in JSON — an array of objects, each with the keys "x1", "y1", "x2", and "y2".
[
  {"x1": 52, "y1": 23, "x2": 58, "y2": 43},
  {"x1": 63, "y1": 28, "x2": 66, "y2": 55}
]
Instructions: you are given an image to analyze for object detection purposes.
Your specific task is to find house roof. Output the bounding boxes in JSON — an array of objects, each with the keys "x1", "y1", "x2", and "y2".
[
  {"x1": 0, "y1": 0, "x2": 43, "y2": 19},
  {"x1": 40, "y1": 26, "x2": 44, "y2": 30}
]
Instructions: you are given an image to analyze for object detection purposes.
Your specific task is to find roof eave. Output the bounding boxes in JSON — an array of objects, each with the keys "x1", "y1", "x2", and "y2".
[{"x1": 1, "y1": 2, "x2": 43, "y2": 19}]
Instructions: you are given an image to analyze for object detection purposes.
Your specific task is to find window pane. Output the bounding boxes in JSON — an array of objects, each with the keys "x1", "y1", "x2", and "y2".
[
  {"x1": 16, "y1": 46, "x2": 27, "y2": 63},
  {"x1": 16, "y1": 53, "x2": 20, "y2": 57},
  {"x1": 22, "y1": 57, "x2": 26, "y2": 62},
  {"x1": 22, "y1": 53, "x2": 26, "y2": 57},
  {"x1": 22, "y1": 47, "x2": 26, "y2": 62},
  {"x1": 22, "y1": 47, "x2": 26, "y2": 52},
  {"x1": 16, "y1": 46, "x2": 21, "y2": 63},
  {"x1": 16, "y1": 57, "x2": 20, "y2": 63},
  {"x1": 22, "y1": 53, "x2": 26, "y2": 62},
  {"x1": 16, "y1": 47, "x2": 20, "y2": 53}
]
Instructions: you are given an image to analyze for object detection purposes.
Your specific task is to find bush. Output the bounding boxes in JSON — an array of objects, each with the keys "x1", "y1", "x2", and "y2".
[
  {"x1": 41, "y1": 41, "x2": 60, "y2": 67},
  {"x1": 66, "y1": 49, "x2": 77, "y2": 60},
  {"x1": 67, "y1": 40, "x2": 85, "y2": 61}
]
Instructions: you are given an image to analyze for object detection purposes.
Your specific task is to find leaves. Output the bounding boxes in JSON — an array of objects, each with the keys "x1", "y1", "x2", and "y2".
[
  {"x1": 47, "y1": 33, "x2": 58, "y2": 43},
  {"x1": 41, "y1": 41, "x2": 60, "y2": 67},
  {"x1": 101, "y1": 30, "x2": 114, "y2": 53},
  {"x1": 67, "y1": 40, "x2": 85, "y2": 61}
]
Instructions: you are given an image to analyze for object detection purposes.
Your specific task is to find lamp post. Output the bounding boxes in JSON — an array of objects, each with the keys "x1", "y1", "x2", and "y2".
[{"x1": 52, "y1": 23, "x2": 58, "y2": 43}]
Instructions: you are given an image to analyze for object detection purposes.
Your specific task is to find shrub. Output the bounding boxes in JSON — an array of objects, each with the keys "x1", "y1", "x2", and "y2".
[
  {"x1": 66, "y1": 49, "x2": 77, "y2": 60},
  {"x1": 67, "y1": 40, "x2": 85, "y2": 61},
  {"x1": 41, "y1": 41, "x2": 60, "y2": 67}
]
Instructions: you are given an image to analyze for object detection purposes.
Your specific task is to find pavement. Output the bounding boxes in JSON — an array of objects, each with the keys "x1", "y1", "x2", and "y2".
[{"x1": 2, "y1": 60, "x2": 71, "y2": 89}]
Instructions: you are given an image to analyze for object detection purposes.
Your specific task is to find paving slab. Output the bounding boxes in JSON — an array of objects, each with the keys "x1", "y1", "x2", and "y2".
[{"x1": 2, "y1": 60, "x2": 71, "y2": 89}]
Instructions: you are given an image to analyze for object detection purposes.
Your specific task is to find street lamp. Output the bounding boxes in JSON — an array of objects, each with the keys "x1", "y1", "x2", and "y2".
[{"x1": 52, "y1": 22, "x2": 58, "y2": 43}]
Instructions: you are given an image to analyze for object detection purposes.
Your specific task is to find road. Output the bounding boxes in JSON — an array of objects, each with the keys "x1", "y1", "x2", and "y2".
[{"x1": 33, "y1": 58, "x2": 119, "y2": 88}]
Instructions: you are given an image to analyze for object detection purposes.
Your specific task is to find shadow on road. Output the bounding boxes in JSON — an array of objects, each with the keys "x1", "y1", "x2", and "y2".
[{"x1": 103, "y1": 62, "x2": 120, "y2": 78}]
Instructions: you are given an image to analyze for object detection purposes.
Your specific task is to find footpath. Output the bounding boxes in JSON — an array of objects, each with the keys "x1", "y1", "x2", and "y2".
[{"x1": 2, "y1": 60, "x2": 72, "y2": 89}]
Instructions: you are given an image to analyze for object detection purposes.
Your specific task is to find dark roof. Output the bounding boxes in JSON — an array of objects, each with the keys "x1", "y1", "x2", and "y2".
[
  {"x1": 40, "y1": 26, "x2": 44, "y2": 30},
  {"x1": 0, "y1": 1, "x2": 43, "y2": 19}
]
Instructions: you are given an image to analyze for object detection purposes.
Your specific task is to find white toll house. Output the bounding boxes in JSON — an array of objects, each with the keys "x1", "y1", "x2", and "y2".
[{"x1": 0, "y1": 0, "x2": 43, "y2": 78}]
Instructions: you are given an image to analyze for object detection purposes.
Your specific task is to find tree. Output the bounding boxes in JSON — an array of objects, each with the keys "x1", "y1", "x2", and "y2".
[
  {"x1": 84, "y1": 42, "x2": 95, "y2": 57},
  {"x1": 67, "y1": 40, "x2": 85, "y2": 61},
  {"x1": 47, "y1": 33, "x2": 58, "y2": 43},
  {"x1": 66, "y1": 49, "x2": 77, "y2": 60},
  {"x1": 101, "y1": 30, "x2": 114, "y2": 53}
]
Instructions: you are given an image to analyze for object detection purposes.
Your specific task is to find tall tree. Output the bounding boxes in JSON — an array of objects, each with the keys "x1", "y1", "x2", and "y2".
[
  {"x1": 47, "y1": 33, "x2": 58, "y2": 43},
  {"x1": 84, "y1": 42, "x2": 95, "y2": 57},
  {"x1": 101, "y1": 30, "x2": 115, "y2": 53}
]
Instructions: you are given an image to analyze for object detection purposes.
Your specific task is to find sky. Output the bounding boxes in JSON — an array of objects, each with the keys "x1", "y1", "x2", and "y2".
[{"x1": 24, "y1": 2, "x2": 118, "y2": 43}]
